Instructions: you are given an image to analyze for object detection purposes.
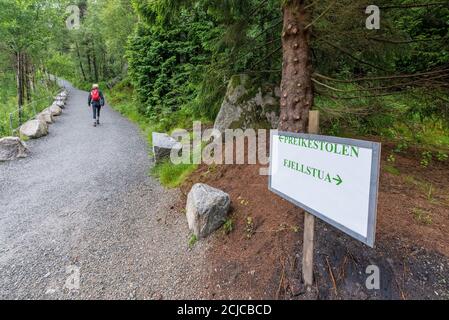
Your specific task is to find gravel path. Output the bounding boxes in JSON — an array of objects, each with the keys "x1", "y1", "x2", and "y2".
[{"x1": 0, "y1": 82, "x2": 206, "y2": 300}]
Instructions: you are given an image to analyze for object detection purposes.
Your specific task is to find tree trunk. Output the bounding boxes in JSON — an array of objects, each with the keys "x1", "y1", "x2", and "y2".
[
  {"x1": 16, "y1": 52, "x2": 24, "y2": 125},
  {"x1": 87, "y1": 49, "x2": 93, "y2": 82},
  {"x1": 30, "y1": 62, "x2": 36, "y2": 94},
  {"x1": 24, "y1": 54, "x2": 32, "y2": 103},
  {"x1": 75, "y1": 41, "x2": 87, "y2": 81},
  {"x1": 92, "y1": 42, "x2": 99, "y2": 83},
  {"x1": 279, "y1": 0, "x2": 314, "y2": 133}
]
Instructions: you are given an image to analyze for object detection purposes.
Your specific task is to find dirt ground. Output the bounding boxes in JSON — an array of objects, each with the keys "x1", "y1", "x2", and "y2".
[{"x1": 180, "y1": 141, "x2": 449, "y2": 300}]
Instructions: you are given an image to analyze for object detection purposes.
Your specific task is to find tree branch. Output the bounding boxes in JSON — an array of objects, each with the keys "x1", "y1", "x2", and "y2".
[
  {"x1": 305, "y1": 0, "x2": 336, "y2": 30},
  {"x1": 314, "y1": 68, "x2": 449, "y2": 83},
  {"x1": 317, "y1": 37, "x2": 390, "y2": 72}
]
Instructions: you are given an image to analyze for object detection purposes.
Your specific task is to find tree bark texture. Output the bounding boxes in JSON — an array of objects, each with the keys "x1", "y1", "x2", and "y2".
[{"x1": 279, "y1": 0, "x2": 314, "y2": 133}]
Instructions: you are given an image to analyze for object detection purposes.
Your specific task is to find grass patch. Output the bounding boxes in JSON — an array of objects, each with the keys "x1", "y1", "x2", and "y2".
[
  {"x1": 222, "y1": 218, "x2": 234, "y2": 235},
  {"x1": 188, "y1": 234, "x2": 198, "y2": 248},
  {"x1": 384, "y1": 164, "x2": 400, "y2": 176},
  {"x1": 151, "y1": 160, "x2": 198, "y2": 188},
  {"x1": 411, "y1": 208, "x2": 433, "y2": 225},
  {"x1": 1, "y1": 78, "x2": 59, "y2": 138}
]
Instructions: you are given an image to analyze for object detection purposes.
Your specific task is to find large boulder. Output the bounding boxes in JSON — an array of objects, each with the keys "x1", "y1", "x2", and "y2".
[
  {"x1": 186, "y1": 183, "x2": 231, "y2": 239},
  {"x1": 214, "y1": 74, "x2": 280, "y2": 132},
  {"x1": 20, "y1": 119, "x2": 48, "y2": 139},
  {"x1": 152, "y1": 132, "x2": 181, "y2": 163},
  {"x1": 37, "y1": 109, "x2": 54, "y2": 124},
  {"x1": 49, "y1": 104, "x2": 63, "y2": 116},
  {"x1": 0, "y1": 137, "x2": 29, "y2": 161}
]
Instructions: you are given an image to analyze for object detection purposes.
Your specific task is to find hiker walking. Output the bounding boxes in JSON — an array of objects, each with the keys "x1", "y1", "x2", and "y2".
[{"x1": 88, "y1": 84, "x2": 105, "y2": 127}]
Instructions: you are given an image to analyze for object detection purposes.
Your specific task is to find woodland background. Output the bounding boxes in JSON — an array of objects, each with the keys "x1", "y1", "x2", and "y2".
[{"x1": 1, "y1": 0, "x2": 448, "y2": 170}]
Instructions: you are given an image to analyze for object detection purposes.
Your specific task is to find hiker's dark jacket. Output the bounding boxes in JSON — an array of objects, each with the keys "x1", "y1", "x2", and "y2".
[{"x1": 88, "y1": 90, "x2": 105, "y2": 107}]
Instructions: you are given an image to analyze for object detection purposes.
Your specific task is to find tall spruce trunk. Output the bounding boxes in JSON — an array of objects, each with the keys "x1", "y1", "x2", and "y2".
[
  {"x1": 87, "y1": 50, "x2": 93, "y2": 82},
  {"x1": 279, "y1": 0, "x2": 314, "y2": 133},
  {"x1": 75, "y1": 41, "x2": 87, "y2": 81},
  {"x1": 92, "y1": 51, "x2": 99, "y2": 83},
  {"x1": 24, "y1": 54, "x2": 32, "y2": 103},
  {"x1": 16, "y1": 52, "x2": 24, "y2": 125}
]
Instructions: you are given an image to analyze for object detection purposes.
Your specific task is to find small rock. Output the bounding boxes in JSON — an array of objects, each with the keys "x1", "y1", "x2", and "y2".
[
  {"x1": 152, "y1": 293, "x2": 164, "y2": 300},
  {"x1": 0, "y1": 137, "x2": 29, "y2": 161},
  {"x1": 45, "y1": 288, "x2": 57, "y2": 295},
  {"x1": 152, "y1": 132, "x2": 181, "y2": 163},
  {"x1": 37, "y1": 109, "x2": 54, "y2": 124},
  {"x1": 289, "y1": 279, "x2": 303, "y2": 297},
  {"x1": 49, "y1": 104, "x2": 63, "y2": 116},
  {"x1": 55, "y1": 100, "x2": 65, "y2": 109},
  {"x1": 186, "y1": 183, "x2": 231, "y2": 239},
  {"x1": 20, "y1": 119, "x2": 48, "y2": 139}
]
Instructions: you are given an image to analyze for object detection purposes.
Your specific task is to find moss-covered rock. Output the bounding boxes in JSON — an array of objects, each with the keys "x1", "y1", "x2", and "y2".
[{"x1": 214, "y1": 74, "x2": 280, "y2": 132}]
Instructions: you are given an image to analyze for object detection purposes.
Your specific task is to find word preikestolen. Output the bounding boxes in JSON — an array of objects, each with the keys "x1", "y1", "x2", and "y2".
[{"x1": 279, "y1": 135, "x2": 360, "y2": 158}]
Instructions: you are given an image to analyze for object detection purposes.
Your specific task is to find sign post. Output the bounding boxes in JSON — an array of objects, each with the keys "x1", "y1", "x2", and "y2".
[
  {"x1": 268, "y1": 111, "x2": 381, "y2": 288},
  {"x1": 303, "y1": 110, "x2": 320, "y2": 287}
]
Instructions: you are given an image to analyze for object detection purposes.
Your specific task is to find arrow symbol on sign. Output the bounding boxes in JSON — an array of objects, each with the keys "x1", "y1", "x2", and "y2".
[{"x1": 333, "y1": 175, "x2": 343, "y2": 186}]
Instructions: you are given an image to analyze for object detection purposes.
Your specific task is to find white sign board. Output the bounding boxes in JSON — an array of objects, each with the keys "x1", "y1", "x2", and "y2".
[{"x1": 269, "y1": 131, "x2": 381, "y2": 247}]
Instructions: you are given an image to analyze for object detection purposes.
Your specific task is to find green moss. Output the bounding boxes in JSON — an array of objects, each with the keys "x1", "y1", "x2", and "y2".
[{"x1": 229, "y1": 75, "x2": 242, "y2": 88}]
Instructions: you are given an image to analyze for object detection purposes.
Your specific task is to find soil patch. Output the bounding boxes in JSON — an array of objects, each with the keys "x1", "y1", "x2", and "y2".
[{"x1": 180, "y1": 142, "x2": 449, "y2": 300}]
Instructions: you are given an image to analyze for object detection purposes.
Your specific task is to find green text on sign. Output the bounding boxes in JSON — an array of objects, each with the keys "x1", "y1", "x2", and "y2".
[
  {"x1": 279, "y1": 135, "x2": 360, "y2": 158},
  {"x1": 283, "y1": 159, "x2": 343, "y2": 186}
]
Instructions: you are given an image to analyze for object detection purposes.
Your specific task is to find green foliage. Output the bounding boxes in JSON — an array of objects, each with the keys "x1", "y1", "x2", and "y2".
[
  {"x1": 46, "y1": 53, "x2": 76, "y2": 82},
  {"x1": 317, "y1": 87, "x2": 449, "y2": 150},
  {"x1": 412, "y1": 208, "x2": 433, "y2": 225},
  {"x1": 222, "y1": 218, "x2": 234, "y2": 235},
  {"x1": 127, "y1": 9, "x2": 219, "y2": 120},
  {"x1": 394, "y1": 141, "x2": 409, "y2": 154},
  {"x1": 420, "y1": 151, "x2": 433, "y2": 168},
  {"x1": 188, "y1": 234, "x2": 198, "y2": 248},
  {"x1": 387, "y1": 154, "x2": 396, "y2": 164},
  {"x1": 0, "y1": 76, "x2": 59, "y2": 137},
  {"x1": 2, "y1": 0, "x2": 449, "y2": 157},
  {"x1": 384, "y1": 165, "x2": 400, "y2": 176},
  {"x1": 436, "y1": 151, "x2": 448, "y2": 162}
]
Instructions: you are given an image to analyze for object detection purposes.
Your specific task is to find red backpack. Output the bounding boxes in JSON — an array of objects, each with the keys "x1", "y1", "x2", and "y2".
[{"x1": 91, "y1": 88, "x2": 100, "y2": 102}]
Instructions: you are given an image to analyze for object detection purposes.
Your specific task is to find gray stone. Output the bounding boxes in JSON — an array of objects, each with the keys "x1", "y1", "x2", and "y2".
[
  {"x1": 186, "y1": 184, "x2": 231, "y2": 239},
  {"x1": 0, "y1": 137, "x2": 29, "y2": 161},
  {"x1": 214, "y1": 74, "x2": 280, "y2": 132},
  {"x1": 20, "y1": 119, "x2": 48, "y2": 139},
  {"x1": 152, "y1": 132, "x2": 181, "y2": 163},
  {"x1": 37, "y1": 109, "x2": 54, "y2": 124},
  {"x1": 49, "y1": 104, "x2": 63, "y2": 116},
  {"x1": 56, "y1": 91, "x2": 68, "y2": 103},
  {"x1": 55, "y1": 99, "x2": 65, "y2": 108}
]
